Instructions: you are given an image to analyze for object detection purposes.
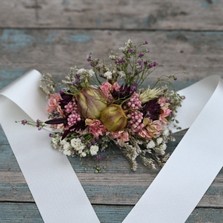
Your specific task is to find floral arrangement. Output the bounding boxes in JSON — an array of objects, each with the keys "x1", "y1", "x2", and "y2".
[{"x1": 22, "y1": 40, "x2": 183, "y2": 171}]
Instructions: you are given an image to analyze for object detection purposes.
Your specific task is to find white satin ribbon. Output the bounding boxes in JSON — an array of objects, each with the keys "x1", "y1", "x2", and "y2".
[
  {"x1": 123, "y1": 75, "x2": 223, "y2": 222},
  {"x1": 0, "y1": 70, "x2": 100, "y2": 223},
  {"x1": 0, "y1": 70, "x2": 222, "y2": 223}
]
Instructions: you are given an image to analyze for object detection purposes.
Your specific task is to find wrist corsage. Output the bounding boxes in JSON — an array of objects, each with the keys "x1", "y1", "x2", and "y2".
[{"x1": 21, "y1": 40, "x2": 183, "y2": 171}]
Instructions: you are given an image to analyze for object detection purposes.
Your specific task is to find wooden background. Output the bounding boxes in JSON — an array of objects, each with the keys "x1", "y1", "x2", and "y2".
[{"x1": 0, "y1": 0, "x2": 223, "y2": 222}]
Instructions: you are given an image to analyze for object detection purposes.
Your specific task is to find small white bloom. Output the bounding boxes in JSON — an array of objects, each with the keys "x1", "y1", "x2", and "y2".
[
  {"x1": 80, "y1": 152, "x2": 87, "y2": 157},
  {"x1": 119, "y1": 47, "x2": 125, "y2": 51},
  {"x1": 118, "y1": 71, "x2": 126, "y2": 78},
  {"x1": 88, "y1": 69, "x2": 95, "y2": 77},
  {"x1": 90, "y1": 145, "x2": 99, "y2": 156},
  {"x1": 153, "y1": 147, "x2": 165, "y2": 156},
  {"x1": 103, "y1": 71, "x2": 113, "y2": 80},
  {"x1": 109, "y1": 55, "x2": 116, "y2": 60},
  {"x1": 126, "y1": 39, "x2": 132, "y2": 46},
  {"x1": 60, "y1": 139, "x2": 72, "y2": 150},
  {"x1": 160, "y1": 143, "x2": 167, "y2": 151},
  {"x1": 63, "y1": 142, "x2": 72, "y2": 150},
  {"x1": 63, "y1": 149, "x2": 72, "y2": 156},
  {"x1": 146, "y1": 140, "x2": 155, "y2": 149},
  {"x1": 77, "y1": 68, "x2": 87, "y2": 75},
  {"x1": 156, "y1": 137, "x2": 163, "y2": 145},
  {"x1": 163, "y1": 128, "x2": 170, "y2": 136},
  {"x1": 70, "y1": 138, "x2": 85, "y2": 151},
  {"x1": 51, "y1": 137, "x2": 59, "y2": 145},
  {"x1": 127, "y1": 39, "x2": 132, "y2": 44},
  {"x1": 51, "y1": 136, "x2": 61, "y2": 149}
]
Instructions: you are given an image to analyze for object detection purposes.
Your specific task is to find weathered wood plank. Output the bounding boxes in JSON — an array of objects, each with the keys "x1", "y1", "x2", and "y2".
[
  {"x1": 0, "y1": 0, "x2": 223, "y2": 30},
  {"x1": 1, "y1": 128, "x2": 223, "y2": 208},
  {"x1": 0, "y1": 29, "x2": 223, "y2": 90},
  {"x1": 0, "y1": 170, "x2": 223, "y2": 207},
  {"x1": 0, "y1": 203, "x2": 223, "y2": 223}
]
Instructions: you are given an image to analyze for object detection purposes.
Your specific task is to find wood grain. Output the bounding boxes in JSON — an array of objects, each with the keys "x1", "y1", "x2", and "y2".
[
  {"x1": 0, "y1": 29, "x2": 223, "y2": 90},
  {"x1": 0, "y1": 0, "x2": 223, "y2": 222},
  {"x1": 0, "y1": 128, "x2": 223, "y2": 209},
  {"x1": 0, "y1": 203, "x2": 222, "y2": 223},
  {"x1": 0, "y1": 0, "x2": 223, "y2": 30}
]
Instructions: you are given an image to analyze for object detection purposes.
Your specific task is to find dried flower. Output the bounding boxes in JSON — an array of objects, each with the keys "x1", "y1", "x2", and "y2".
[
  {"x1": 100, "y1": 104, "x2": 127, "y2": 132},
  {"x1": 22, "y1": 39, "x2": 183, "y2": 171},
  {"x1": 76, "y1": 87, "x2": 107, "y2": 119}
]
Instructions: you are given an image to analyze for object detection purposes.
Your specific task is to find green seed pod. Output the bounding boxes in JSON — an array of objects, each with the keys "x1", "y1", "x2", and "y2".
[
  {"x1": 76, "y1": 87, "x2": 107, "y2": 119},
  {"x1": 100, "y1": 104, "x2": 127, "y2": 132}
]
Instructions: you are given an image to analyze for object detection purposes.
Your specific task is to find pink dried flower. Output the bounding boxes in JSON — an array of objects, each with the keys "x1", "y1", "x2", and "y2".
[
  {"x1": 112, "y1": 82, "x2": 120, "y2": 91},
  {"x1": 85, "y1": 118, "x2": 106, "y2": 138},
  {"x1": 128, "y1": 110, "x2": 144, "y2": 133},
  {"x1": 100, "y1": 82, "x2": 113, "y2": 100},
  {"x1": 138, "y1": 118, "x2": 163, "y2": 139},
  {"x1": 110, "y1": 131, "x2": 129, "y2": 144},
  {"x1": 47, "y1": 93, "x2": 63, "y2": 114},
  {"x1": 127, "y1": 92, "x2": 141, "y2": 110},
  {"x1": 160, "y1": 108, "x2": 172, "y2": 123},
  {"x1": 67, "y1": 113, "x2": 81, "y2": 127},
  {"x1": 65, "y1": 101, "x2": 76, "y2": 113},
  {"x1": 158, "y1": 97, "x2": 172, "y2": 123},
  {"x1": 158, "y1": 96, "x2": 168, "y2": 107}
]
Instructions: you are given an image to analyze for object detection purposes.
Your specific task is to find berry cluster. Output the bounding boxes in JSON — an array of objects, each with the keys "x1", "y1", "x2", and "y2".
[
  {"x1": 65, "y1": 101, "x2": 81, "y2": 126},
  {"x1": 127, "y1": 93, "x2": 141, "y2": 110},
  {"x1": 128, "y1": 110, "x2": 144, "y2": 132}
]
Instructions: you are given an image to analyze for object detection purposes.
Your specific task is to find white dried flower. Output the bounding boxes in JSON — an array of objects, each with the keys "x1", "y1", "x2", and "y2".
[
  {"x1": 163, "y1": 128, "x2": 170, "y2": 136},
  {"x1": 80, "y1": 152, "x2": 87, "y2": 157},
  {"x1": 77, "y1": 68, "x2": 87, "y2": 75},
  {"x1": 63, "y1": 149, "x2": 72, "y2": 156},
  {"x1": 90, "y1": 145, "x2": 99, "y2": 156},
  {"x1": 88, "y1": 69, "x2": 95, "y2": 77},
  {"x1": 51, "y1": 135, "x2": 61, "y2": 149},
  {"x1": 60, "y1": 139, "x2": 72, "y2": 150},
  {"x1": 109, "y1": 55, "x2": 116, "y2": 60},
  {"x1": 147, "y1": 140, "x2": 155, "y2": 149},
  {"x1": 154, "y1": 147, "x2": 165, "y2": 156},
  {"x1": 103, "y1": 71, "x2": 113, "y2": 80},
  {"x1": 126, "y1": 39, "x2": 132, "y2": 47},
  {"x1": 70, "y1": 138, "x2": 85, "y2": 151},
  {"x1": 118, "y1": 71, "x2": 126, "y2": 78},
  {"x1": 160, "y1": 143, "x2": 167, "y2": 151},
  {"x1": 119, "y1": 47, "x2": 125, "y2": 51},
  {"x1": 156, "y1": 137, "x2": 163, "y2": 145}
]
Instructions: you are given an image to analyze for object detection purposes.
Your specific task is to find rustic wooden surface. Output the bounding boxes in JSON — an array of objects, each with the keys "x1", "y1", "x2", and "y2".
[{"x1": 0, "y1": 1, "x2": 223, "y2": 222}]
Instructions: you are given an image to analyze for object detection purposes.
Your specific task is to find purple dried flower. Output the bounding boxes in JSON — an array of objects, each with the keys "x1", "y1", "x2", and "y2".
[
  {"x1": 115, "y1": 57, "x2": 126, "y2": 65},
  {"x1": 138, "y1": 52, "x2": 144, "y2": 58},
  {"x1": 142, "y1": 99, "x2": 161, "y2": 120},
  {"x1": 128, "y1": 48, "x2": 135, "y2": 54},
  {"x1": 61, "y1": 120, "x2": 86, "y2": 139},
  {"x1": 112, "y1": 83, "x2": 138, "y2": 99},
  {"x1": 21, "y1": 119, "x2": 28, "y2": 125},
  {"x1": 36, "y1": 119, "x2": 44, "y2": 130},
  {"x1": 148, "y1": 61, "x2": 158, "y2": 69},
  {"x1": 59, "y1": 92, "x2": 73, "y2": 109}
]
